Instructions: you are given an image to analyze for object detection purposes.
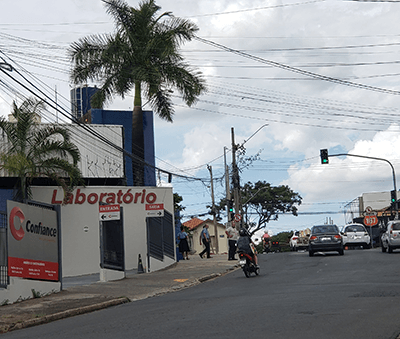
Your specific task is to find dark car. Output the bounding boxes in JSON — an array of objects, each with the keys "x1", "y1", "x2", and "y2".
[{"x1": 309, "y1": 224, "x2": 344, "y2": 257}]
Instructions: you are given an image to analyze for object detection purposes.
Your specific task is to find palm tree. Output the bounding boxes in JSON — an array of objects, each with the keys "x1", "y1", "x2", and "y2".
[
  {"x1": 0, "y1": 98, "x2": 83, "y2": 201},
  {"x1": 68, "y1": 0, "x2": 206, "y2": 186}
]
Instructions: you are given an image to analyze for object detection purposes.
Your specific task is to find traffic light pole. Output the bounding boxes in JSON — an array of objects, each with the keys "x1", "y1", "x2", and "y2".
[{"x1": 324, "y1": 152, "x2": 398, "y2": 218}]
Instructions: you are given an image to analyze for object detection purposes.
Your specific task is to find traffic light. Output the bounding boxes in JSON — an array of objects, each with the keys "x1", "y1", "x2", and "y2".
[
  {"x1": 227, "y1": 199, "x2": 234, "y2": 220},
  {"x1": 320, "y1": 149, "x2": 329, "y2": 164},
  {"x1": 391, "y1": 190, "x2": 397, "y2": 204}
]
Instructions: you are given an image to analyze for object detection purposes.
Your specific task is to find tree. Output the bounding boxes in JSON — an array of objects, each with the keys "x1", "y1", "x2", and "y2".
[
  {"x1": 241, "y1": 181, "x2": 302, "y2": 235},
  {"x1": 68, "y1": 0, "x2": 206, "y2": 185},
  {"x1": 173, "y1": 192, "x2": 185, "y2": 214},
  {"x1": 0, "y1": 98, "x2": 83, "y2": 201}
]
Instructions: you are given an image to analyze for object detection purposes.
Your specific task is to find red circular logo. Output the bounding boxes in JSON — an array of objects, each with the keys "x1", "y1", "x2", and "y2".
[{"x1": 9, "y1": 206, "x2": 25, "y2": 241}]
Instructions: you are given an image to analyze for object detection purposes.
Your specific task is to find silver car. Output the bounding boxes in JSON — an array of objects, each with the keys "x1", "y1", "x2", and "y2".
[
  {"x1": 341, "y1": 223, "x2": 371, "y2": 249},
  {"x1": 381, "y1": 220, "x2": 400, "y2": 253}
]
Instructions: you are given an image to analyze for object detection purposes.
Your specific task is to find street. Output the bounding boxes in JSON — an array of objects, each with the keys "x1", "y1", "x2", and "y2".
[{"x1": 4, "y1": 248, "x2": 400, "y2": 339}]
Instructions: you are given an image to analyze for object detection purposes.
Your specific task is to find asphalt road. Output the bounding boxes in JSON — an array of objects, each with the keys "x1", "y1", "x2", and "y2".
[{"x1": 4, "y1": 248, "x2": 400, "y2": 339}]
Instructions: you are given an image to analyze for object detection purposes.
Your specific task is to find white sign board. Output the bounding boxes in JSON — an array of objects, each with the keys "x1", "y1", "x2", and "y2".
[
  {"x1": 99, "y1": 204, "x2": 120, "y2": 221},
  {"x1": 146, "y1": 203, "x2": 164, "y2": 217}
]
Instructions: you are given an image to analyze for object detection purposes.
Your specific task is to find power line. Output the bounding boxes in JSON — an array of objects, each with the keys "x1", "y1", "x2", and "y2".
[{"x1": 194, "y1": 36, "x2": 400, "y2": 96}]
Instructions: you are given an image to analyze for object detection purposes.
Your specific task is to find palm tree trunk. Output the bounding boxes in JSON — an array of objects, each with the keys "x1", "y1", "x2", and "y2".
[{"x1": 131, "y1": 83, "x2": 145, "y2": 186}]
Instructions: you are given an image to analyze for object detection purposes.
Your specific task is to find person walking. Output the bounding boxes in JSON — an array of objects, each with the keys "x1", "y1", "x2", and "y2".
[
  {"x1": 225, "y1": 222, "x2": 239, "y2": 260},
  {"x1": 199, "y1": 224, "x2": 211, "y2": 258},
  {"x1": 177, "y1": 226, "x2": 190, "y2": 260}
]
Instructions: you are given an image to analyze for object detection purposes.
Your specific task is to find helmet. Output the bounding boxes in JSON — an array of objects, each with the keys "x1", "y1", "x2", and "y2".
[{"x1": 239, "y1": 228, "x2": 247, "y2": 236}]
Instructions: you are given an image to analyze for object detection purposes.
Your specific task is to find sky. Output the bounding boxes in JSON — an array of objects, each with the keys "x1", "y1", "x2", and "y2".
[{"x1": 1, "y1": 0, "x2": 400, "y2": 235}]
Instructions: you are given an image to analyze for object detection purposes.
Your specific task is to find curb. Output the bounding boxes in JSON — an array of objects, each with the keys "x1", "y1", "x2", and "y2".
[
  {"x1": 4, "y1": 297, "x2": 129, "y2": 333},
  {"x1": 2, "y1": 264, "x2": 240, "y2": 333}
]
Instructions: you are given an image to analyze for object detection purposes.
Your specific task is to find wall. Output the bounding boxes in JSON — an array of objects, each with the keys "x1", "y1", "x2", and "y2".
[
  {"x1": 0, "y1": 124, "x2": 125, "y2": 181},
  {"x1": 1, "y1": 277, "x2": 60, "y2": 305},
  {"x1": 30, "y1": 186, "x2": 174, "y2": 277},
  {"x1": 91, "y1": 109, "x2": 156, "y2": 186},
  {"x1": 0, "y1": 189, "x2": 13, "y2": 211},
  {"x1": 361, "y1": 191, "x2": 391, "y2": 212},
  {"x1": 190, "y1": 222, "x2": 229, "y2": 255}
]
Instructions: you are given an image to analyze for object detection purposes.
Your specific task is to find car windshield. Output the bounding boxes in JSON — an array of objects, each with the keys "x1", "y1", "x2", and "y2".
[
  {"x1": 392, "y1": 223, "x2": 400, "y2": 231},
  {"x1": 345, "y1": 225, "x2": 365, "y2": 232},
  {"x1": 312, "y1": 225, "x2": 338, "y2": 234}
]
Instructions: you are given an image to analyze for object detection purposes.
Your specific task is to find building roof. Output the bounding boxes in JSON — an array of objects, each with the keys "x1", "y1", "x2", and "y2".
[
  {"x1": 183, "y1": 217, "x2": 205, "y2": 230},
  {"x1": 182, "y1": 217, "x2": 225, "y2": 230}
]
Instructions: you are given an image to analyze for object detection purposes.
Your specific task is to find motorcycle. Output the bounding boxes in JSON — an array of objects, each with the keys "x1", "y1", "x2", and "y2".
[{"x1": 238, "y1": 251, "x2": 259, "y2": 278}]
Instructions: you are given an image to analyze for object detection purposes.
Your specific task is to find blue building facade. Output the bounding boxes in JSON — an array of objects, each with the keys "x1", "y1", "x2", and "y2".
[
  {"x1": 70, "y1": 87, "x2": 99, "y2": 119},
  {"x1": 91, "y1": 108, "x2": 156, "y2": 187}
]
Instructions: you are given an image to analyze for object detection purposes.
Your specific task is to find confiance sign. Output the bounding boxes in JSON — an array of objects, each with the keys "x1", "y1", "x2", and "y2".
[{"x1": 7, "y1": 201, "x2": 59, "y2": 281}]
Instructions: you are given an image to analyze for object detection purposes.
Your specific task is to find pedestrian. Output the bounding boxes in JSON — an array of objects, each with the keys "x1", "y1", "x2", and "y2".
[
  {"x1": 199, "y1": 224, "x2": 211, "y2": 258},
  {"x1": 177, "y1": 226, "x2": 190, "y2": 260},
  {"x1": 225, "y1": 222, "x2": 239, "y2": 260}
]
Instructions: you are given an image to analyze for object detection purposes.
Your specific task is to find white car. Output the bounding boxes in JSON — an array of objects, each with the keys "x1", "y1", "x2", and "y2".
[
  {"x1": 341, "y1": 223, "x2": 371, "y2": 249},
  {"x1": 289, "y1": 231, "x2": 309, "y2": 251},
  {"x1": 381, "y1": 220, "x2": 400, "y2": 253}
]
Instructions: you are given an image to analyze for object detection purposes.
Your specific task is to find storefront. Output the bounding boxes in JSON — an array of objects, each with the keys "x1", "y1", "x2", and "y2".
[{"x1": 31, "y1": 186, "x2": 175, "y2": 277}]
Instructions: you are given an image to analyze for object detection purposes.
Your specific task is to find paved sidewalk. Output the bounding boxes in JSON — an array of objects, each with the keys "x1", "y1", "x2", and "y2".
[{"x1": 0, "y1": 254, "x2": 238, "y2": 333}]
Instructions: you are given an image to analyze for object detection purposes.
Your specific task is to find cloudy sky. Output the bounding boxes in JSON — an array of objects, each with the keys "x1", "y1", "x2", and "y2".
[{"x1": 1, "y1": 0, "x2": 400, "y2": 234}]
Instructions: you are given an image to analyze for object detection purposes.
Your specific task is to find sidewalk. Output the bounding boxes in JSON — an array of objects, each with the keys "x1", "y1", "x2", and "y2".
[{"x1": 0, "y1": 254, "x2": 238, "y2": 333}]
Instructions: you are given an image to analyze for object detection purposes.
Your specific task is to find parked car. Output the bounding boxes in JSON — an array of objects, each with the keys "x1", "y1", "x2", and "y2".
[
  {"x1": 381, "y1": 220, "x2": 400, "y2": 253},
  {"x1": 341, "y1": 223, "x2": 371, "y2": 249},
  {"x1": 289, "y1": 230, "x2": 309, "y2": 251},
  {"x1": 308, "y1": 224, "x2": 344, "y2": 257}
]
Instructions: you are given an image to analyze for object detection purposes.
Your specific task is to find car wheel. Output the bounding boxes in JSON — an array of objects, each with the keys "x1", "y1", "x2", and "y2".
[
  {"x1": 338, "y1": 248, "x2": 344, "y2": 255},
  {"x1": 388, "y1": 244, "x2": 393, "y2": 253},
  {"x1": 309, "y1": 250, "x2": 314, "y2": 257}
]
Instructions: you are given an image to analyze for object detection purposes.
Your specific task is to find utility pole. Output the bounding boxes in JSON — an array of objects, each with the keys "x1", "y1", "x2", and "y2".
[
  {"x1": 231, "y1": 127, "x2": 241, "y2": 230},
  {"x1": 207, "y1": 165, "x2": 219, "y2": 254},
  {"x1": 224, "y1": 147, "x2": 232, "y2": 223}
]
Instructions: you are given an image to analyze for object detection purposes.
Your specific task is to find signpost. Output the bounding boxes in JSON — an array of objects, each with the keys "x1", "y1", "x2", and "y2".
[
  {"x1": 99, "y1": 204, "x2": 120, "y2": 221},
  {"x1": 145, "y1": 203, "x2": 164, "y2": 217},
  {"x1": 364, "y1": 215, "x2": 378, "y2": 227}
]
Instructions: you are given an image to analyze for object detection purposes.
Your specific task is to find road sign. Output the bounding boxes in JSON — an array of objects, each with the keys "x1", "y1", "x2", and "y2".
[
  {"x1": 364, "y1": 215, "x2": 378, "y2": 227},
  {"x1": 99, "y1": 204, "x2": 120, "y2": 221},
  {"x1": 145, "y1": 203, "x2": 164, "y2": 217},
  {"x1": 234, "y1": 214, "x2": 241, "y2": 222},
  {"x1": 146, "y1": 210, "x2": 164, "y2": 217}
]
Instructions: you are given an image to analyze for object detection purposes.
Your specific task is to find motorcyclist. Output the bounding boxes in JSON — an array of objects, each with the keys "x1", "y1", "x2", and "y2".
[{"x1": 237, "y1": 228, "x2": 259, "y2": 267}]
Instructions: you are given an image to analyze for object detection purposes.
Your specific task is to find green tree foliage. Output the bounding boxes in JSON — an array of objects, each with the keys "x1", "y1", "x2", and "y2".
[
  {"x1": 68, "y1": 0, "x2": 206, "y2": 185},
  {"x1": 173, "y1": 192, "x2": 185, "y2": 213},
  {"x1": 0, "y1": 98, "x2": 84, "y2": 201},
  {"x1": 242, "y1": 181, "x2": 302, "y2": 234}
]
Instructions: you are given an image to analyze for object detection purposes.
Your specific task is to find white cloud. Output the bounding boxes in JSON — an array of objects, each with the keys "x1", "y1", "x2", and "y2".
[
  {"x1": 284, "y1": 124, "x2": 400, "y2": 204},
  {"x1": 2, "y1": 0, "x2": 400, "y2": 232}
]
